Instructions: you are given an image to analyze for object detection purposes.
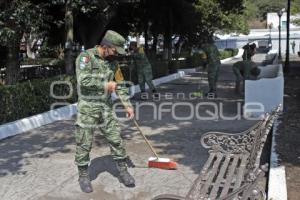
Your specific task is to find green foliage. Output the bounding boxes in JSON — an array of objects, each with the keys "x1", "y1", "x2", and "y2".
[
  {"x1": 0, "y1": 75, "x2": 77, "y2": 124},
  {"x1": 186, "y1": 53, "x2": 206, "y2": 67},
  {"x1": 0, "y1": 0, "x2": 50, "y2": 45},
  {"x1": 224, "y1": 48, "x2": 239, "y2": 56},
  {"x1": 190, "y1": 0, "x2": 248, "y2": 44},
  {"x1": 245, "y1": 0, "x2": 286, "y2": 21},
  {"x1": 109, "y1": 0, "x2": 247, "y2": 47},
  {"x1": 291, "y1": 0, "x2": 300, "y2": 14},
  {"x1": 219, "y1": 50, "x2": 232, "y2": 60},
  {"x1": 291, "y1": 0, "x2": 300, "y2": 25}
]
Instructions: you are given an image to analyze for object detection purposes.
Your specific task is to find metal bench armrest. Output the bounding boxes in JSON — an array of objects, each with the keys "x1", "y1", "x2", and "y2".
[{"x1": 200, "y1": 121, "x2": 264, "y2": 154}]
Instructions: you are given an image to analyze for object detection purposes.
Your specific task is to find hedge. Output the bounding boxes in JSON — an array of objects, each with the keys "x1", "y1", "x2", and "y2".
[
  {"x1": 0, "y1": 75, "x2": 77, "y2": 125},
  {"x1": 219, "y1": 48, "x2": 239, "y2": 60},
  {"x1": 185, "y1": 52, "x2": 206, "y2": 68}
]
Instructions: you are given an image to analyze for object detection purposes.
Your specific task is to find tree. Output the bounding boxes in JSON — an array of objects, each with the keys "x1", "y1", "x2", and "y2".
[
  {"x1": 189, "y1": 0, "x2": 247, "y2": 45},
  {"x1": 50, "y1": 0, "x2": 130, "y2": 74},
  {"x1": 291, "y1": 0, "x2": 300, "y2": 25},
  {"x1": 0, "y1": 0, "x2": 49, "y2": 84}
]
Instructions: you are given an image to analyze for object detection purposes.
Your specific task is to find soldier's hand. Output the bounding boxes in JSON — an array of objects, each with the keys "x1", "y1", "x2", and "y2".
[
  {"x1": 126, "y1": 107, "x2": 134, "y2": 119},
  {"x1": 106, "y1": 81, "x2": 117, "y2": 92}
]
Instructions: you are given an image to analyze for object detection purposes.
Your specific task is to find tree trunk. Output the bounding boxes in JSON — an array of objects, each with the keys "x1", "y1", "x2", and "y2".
[
  {"x1": 144, "y1": 21, "x2": 149, "y2": 54},
  {"x1": 77, "y1": 16, "x2": 106, "y2": 48},
  {"x1": 76, "y1": 5, "x2": 117, "y2": 49},
  {"x1": 152, "y1": 32, "x2": 158, "y2": 55},
  {"x1": 26, "y1": 34, "x2": 37, "y2": 59},
  {"x1": 174, "y1": 36, "x2": 184, "y2": 60},
  {"x1": 5, "y1": 41, "x2": 20, "y2": 85},
  {"x1": 167, "y1": 8, "x2": 173, "y2": 61},
  {"x1": 163, "y1": 8, "x2": 173, "y2": 61},
  {"x1": 64, "y1": 0, "x2": 74, "y2": 75}
]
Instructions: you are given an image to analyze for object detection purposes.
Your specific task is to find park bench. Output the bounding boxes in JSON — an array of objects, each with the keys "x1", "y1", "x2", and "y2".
[{"x1": 153, "y1": 106, "x2": 281, "y2": 200}]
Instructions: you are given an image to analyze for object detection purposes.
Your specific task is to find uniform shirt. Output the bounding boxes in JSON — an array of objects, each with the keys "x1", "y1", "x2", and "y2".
[
  {"x1": 131, "y1": 47, "x2": 153, "y2": 78},
  {"x1": 75, "y1": 47, "x2": 132, "y2": 116},
  {"x1": 202, "y1": 43, "x2": 221, "y2": 65}
]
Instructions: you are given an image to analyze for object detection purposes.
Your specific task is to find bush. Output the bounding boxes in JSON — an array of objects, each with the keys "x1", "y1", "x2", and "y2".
[
  {"x1": 168, "y1": 60, "x2": 179, "y2": 73},
  {"x1": 185, "y1": 52, "x2": 206, "y2": 68},
  {"x1": 219, "y1": 48, "x2": 239, "y2": 60},
  {"x1": 150, "y1": 59, "x2": 169, "y2": 78},
  {"x1": 0, "y1": 75, "x2": 77, "y2": 124},
  {"x1": 224, "y1": 48, "x2": 239, "y2": 57}
]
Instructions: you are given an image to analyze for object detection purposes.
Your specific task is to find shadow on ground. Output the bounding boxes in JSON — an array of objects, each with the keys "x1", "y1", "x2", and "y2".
[{"x1": 0, "y1": 120, "x2": 74, "y2": 177}]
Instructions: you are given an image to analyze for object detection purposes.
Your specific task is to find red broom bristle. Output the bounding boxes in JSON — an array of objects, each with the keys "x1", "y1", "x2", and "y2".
[{"x1": 148, "y1": 160, "x2": 177, "y2": 170}]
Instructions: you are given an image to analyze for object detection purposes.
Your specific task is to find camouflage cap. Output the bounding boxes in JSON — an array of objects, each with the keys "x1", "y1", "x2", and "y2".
[{"x1": 101, "y1": 30, "x2": 126, "y2": 55}]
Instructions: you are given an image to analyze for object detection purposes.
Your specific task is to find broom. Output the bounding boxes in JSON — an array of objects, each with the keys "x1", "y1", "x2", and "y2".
[{"x1": 117, "y1": 93, "x2": 177, "y2": 170}]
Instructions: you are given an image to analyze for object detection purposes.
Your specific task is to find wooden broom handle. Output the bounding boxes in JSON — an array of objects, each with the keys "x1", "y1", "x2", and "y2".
[{"x1": 117, "y1": 93, "x2": 159, "y2": 159}]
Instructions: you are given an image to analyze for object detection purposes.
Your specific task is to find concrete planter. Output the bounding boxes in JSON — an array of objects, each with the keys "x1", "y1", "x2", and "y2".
[{"x1": 244, "y1": 64, "x2": 284, "y2": 116}]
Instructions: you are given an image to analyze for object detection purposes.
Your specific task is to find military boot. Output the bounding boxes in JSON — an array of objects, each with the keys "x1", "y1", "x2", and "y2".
[
  {"x1": 116, "y1": 159, "x2": 135, "y2": 187},
  {"x1": 78, "y1": 165, "x2": 93, "y2": 193}
]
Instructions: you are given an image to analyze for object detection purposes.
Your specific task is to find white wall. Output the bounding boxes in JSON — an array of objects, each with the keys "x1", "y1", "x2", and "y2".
[
  {"x1": 267, "y1": 12, "x2": 300, "y2": 29},
  {"x1": 244, "y1": 64, "x2": 284, "y2": 116}
]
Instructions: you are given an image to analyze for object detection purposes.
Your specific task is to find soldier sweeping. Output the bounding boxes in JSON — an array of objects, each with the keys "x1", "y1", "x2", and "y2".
[
  {"x1": 129, "y1": 42, "x2": 158, "y2": 99},
  {"x1": 202, "y1": 39, "x2": 221, "y2": 97},
  {"x1": 75, "y1": 30, "x2": 135, "y2": 193},
  {"x1": 232, "y1": 60, "x2": 261, "y2": 94}
]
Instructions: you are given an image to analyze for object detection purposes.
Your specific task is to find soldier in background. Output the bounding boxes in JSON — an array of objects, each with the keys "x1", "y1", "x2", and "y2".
[
  {"x1": 129, "y1": 41, "x2": 158, "y2": 99},
  {"x1": 242, "y1": 43, "x2": 256, "y2": 61},
  {"x1": 202, "y1": 38, "x2": 221, "y2": 97},
  {"x1": 75, "y1": 30, "x2": 135, "y2": 193},
  {"x1": 232, "y1": 60, "x2": 261, "y2": 94},
  {"x1": 291, "y1": 41, "x2": 296, "y2": 54}
]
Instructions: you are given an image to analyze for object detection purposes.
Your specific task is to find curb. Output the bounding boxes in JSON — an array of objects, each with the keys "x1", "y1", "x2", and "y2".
[
  {"x1": 268, "y1": 118, "x2": 288, "y2": 200},
  {"x1": 220, "y1": 48, "x2": 243, "y2": 63},
  {"x1": 0, "y1": 104, "x2": 77, "y2": 140},
  {"x1": 0, "y1": 71, "x2": 187, "y2": 140}
]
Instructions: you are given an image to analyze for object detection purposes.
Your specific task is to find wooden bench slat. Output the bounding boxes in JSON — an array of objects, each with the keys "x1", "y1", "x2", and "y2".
[
  {"x1": 233, "y1": 155, "x2": 248, "y2": 190},
  {"x1": 186, "y1": 153, "x2": 217, "y2": 199},
  {"x1": 199, "y1": 153, "x2": 224, "y2": 196},
  {"x1": 210, "y1": 155, "x2": 232, "y2": 198},
  {"x1": 220, "y1": 155, "x2": 241, "y2": 197},
  {"x1": 200, "y1": 153, "x2": 217, "y2": 181}
]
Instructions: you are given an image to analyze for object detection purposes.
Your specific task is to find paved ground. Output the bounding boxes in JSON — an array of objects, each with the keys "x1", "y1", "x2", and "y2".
[
  {"x1": 0, "y1": 55, "x2": 267, "y2": 200},
  {"x1": 275, "y1": 55, "x2": 300, "y2": 200}
]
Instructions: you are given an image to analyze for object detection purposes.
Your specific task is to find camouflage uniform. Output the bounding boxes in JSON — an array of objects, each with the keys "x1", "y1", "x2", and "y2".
[
  {"x1": 75, "y1": 38, "x2": 132, "y2": 167},
  {"x1": 232, "y1": 60, "x2": 260, "y2": 93},
  {"x1": 131, "y1": 47, "x2": 156, "y2": 93},
  {"x1": 202, "y1": 43, "x2": 221, "y2": 93}
]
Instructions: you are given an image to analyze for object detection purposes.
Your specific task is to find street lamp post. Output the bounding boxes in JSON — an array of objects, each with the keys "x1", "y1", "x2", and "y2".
[
  {"x1": 285, "y1": 0, "x2": 291, "y2": 73},
  {"x1": 277, "y1": 9, "x2": 283, "y2": 60}
]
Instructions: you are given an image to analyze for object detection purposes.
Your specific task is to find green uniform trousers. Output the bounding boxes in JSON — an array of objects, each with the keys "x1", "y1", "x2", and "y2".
[
  {"x1": 75, "y1": 103, "x2": 126, "y2": 166},
  {"x1": 207, "y1": 62, "x2": 221, "y2": 92},
  {"x1": 137, "y1": 70, "x2": 156, "y2": 92}
]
